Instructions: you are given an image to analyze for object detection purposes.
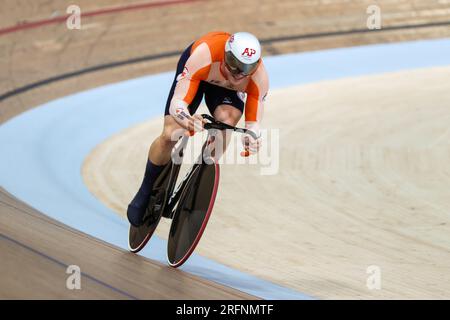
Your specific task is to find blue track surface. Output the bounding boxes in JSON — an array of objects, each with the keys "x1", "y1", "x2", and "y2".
[{"x1": 1, "y1": 38, "x2": 450, "y2": 299}]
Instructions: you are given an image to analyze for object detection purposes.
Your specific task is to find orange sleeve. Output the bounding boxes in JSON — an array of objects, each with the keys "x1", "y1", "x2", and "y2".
[
  {"x1": 245, "y1": 89, "x2": 260, "y2": 122},
  {"x1": 245, "y1": 63, "x2": 269, "y2": 124},
  {"x1": 182, "y1": 65, "x2": 210, "y2": 105},
  {"x1": 169, "y1": 42, "x2": 212, "y2": 113}
]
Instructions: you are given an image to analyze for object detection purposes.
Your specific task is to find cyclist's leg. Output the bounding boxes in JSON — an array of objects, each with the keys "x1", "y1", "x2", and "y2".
[
  {"x1": 213, "y1": 104, "x2": 242, "y2": 157},
  {"x1": 151, "y1": 77, "x2": 205, "y2": 162},
  {"x1": 214, "y1": 104, "x2": 243, "y2": 126},
  {"x1": 149, "y1": 115, "x2": 184, "y2": 165},
  {"x1": 127, "y1": 116, "x2": 180, "y2": 226},
  {"x1": 127, "y1": 44, "x2": 203, "y2": 226},
  {"x1": 127, "y1": 89, "x2": 205, "y2": 226},
  {"x1": 204, "y1": 84, "x2": 244, "y2": 159}
]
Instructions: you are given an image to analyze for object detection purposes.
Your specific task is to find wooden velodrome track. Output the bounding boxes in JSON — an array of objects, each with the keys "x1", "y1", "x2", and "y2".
[{"x1": 1, "y1": 0, "x2": 450, "y2": 299}]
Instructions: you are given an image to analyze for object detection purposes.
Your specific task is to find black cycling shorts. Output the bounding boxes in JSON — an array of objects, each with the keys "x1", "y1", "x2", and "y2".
[{"x1": 164, "y1": 44, "x2": 244, "y2": 116}]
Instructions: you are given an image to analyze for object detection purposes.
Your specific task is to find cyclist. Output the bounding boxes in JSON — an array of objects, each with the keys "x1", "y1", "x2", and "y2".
[{"x1": 127, "y1": 31, "x2": 269, "y2": 227}]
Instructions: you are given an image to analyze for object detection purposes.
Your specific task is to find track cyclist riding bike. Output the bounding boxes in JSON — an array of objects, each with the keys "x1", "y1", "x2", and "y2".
[{"x1": 127, "y1": 31, "x2": 269, "y2": 227}]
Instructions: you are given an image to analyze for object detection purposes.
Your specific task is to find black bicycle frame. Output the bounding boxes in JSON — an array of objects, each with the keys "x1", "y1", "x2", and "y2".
[{"x1": 162, "y1": 114, "x2": 256, "y2": 218}]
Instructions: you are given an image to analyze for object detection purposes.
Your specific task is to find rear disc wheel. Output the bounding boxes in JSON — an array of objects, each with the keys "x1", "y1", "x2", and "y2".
[{"x1": 167, "y1": 162, "x2": 220, "y2": 267}]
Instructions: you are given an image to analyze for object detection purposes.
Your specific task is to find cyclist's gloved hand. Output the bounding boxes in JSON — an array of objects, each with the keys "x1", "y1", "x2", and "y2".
[
  {"x1": 190, "y1": 114, "x2": 206, "y2": 131},
  {"x1": 184, "y1": 114, "x2": 205, "y2": 136},
  {"x1": 241, "y1": 123, "x2": 261, "y2": 154},
  {"x1": 170, "y1": 103, "x2": 205, "y2": 135}
]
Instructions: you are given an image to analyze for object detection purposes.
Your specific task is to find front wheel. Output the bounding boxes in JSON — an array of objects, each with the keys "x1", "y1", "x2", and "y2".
[{"x1": 167, "y1": 161, "x2": 220, "y2": 267}]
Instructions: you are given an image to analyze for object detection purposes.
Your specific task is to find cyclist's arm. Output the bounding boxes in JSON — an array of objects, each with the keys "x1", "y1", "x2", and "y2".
[
  {"x1": 169, "y1": 43, "x2": 211, "y2": 129},
  {"x1": 244, "y1": 67, "x2": 269, "y2": 135}
]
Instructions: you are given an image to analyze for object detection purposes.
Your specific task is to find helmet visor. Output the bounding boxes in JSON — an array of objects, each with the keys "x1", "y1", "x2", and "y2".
[{"x1": 225, "y1": 51, "x2": 259, "y2": 76}]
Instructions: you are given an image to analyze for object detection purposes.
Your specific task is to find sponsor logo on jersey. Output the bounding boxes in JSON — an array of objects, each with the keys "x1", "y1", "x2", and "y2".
[
  {"x1": 175, "y1": 108, "x2": 189, "y2": 120},
  {"x1": 176, "y1": 66, "x2": 189, "y2": 82},
  {"x1": 175, "y1": 107, "x2": 187, "y2": 115},
  {"x1": 223, "y1": 97, "x2": 232, "y2": 104},
  {"x1": 237, "y1": 91, "x2": 247, "y2": 102}
]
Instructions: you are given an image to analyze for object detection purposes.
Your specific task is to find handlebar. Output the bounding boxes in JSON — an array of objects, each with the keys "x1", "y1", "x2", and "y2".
[
  {"x1": 186, "y1": 114, "x2": 257, "y2": 157},
  {"x1": 201, "y1": 114, "x2": 259, "y2": 140}
]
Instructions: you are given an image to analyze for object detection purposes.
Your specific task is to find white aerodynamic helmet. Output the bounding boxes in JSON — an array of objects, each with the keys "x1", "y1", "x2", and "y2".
[{"x1": 224, "y1": 32, "x2": 261, "y2": 76}]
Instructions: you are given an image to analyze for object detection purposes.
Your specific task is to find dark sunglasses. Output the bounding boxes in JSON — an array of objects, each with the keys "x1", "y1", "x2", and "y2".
[{"x1": 225, "y1": 51, "x2": 259, "y2": 76}]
